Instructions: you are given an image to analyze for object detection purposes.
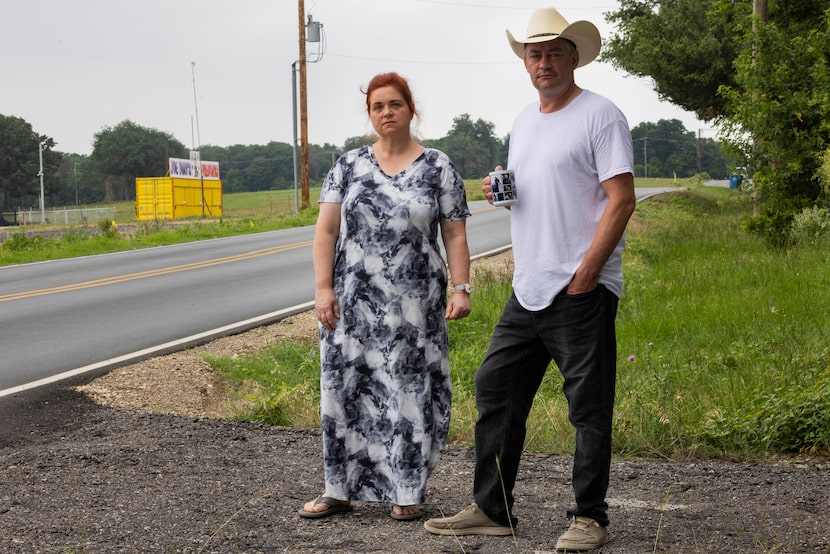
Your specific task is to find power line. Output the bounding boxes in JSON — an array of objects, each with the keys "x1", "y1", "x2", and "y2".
[
  {"x1": 325, "y1": 52, "x2": 513, "y2": 66},
  {"x1": 413, "y1": 0, "x2": 616, "y2": 9}
]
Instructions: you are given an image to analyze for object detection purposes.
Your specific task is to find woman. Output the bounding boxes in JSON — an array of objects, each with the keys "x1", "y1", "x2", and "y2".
[{"x1": 299, "y1": 72, "x2": 472, "y2": 521}]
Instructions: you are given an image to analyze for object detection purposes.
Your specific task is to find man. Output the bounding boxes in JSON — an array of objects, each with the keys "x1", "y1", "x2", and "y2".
[{"x1": 423, "y1": 6, "x2": 635, "y2": 552}]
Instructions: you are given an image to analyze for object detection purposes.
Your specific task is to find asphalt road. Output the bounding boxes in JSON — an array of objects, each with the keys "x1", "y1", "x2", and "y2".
[{"x1": 0, "y1": 201, "x2": 512, "y2": 395}]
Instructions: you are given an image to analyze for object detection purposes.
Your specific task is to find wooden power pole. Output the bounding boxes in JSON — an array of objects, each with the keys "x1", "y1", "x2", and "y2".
[
  {"x1": 297, "y1": 0, "x2": 310, "y2": 210},
  {"x1": 753, "y1": 0, "x2": 767, "y2": 29}
]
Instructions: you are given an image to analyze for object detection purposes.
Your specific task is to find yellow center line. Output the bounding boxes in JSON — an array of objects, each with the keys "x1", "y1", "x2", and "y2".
[{"x1": 0, "y1": 240, "x2": 313, "y2": 303}]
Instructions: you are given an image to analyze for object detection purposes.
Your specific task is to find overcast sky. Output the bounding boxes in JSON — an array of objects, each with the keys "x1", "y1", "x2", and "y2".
[{"x1": 2, "y1": 1, "x2": 709, "y2": 156}]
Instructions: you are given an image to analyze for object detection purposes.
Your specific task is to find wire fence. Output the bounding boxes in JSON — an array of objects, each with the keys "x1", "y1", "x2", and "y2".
[{"x1": 1, "y1": 206, "x2": 117, "y2": 227}]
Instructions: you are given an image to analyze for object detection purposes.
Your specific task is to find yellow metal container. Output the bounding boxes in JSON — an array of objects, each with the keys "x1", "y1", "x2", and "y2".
[{"x1": 135, "y1": 177, "x2": 223, "y2": 220}]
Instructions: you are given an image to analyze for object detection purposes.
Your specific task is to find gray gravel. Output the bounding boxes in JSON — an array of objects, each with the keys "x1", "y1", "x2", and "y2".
[{"x1": 1, "y1": 385, "x2": 828, "y2": 553}]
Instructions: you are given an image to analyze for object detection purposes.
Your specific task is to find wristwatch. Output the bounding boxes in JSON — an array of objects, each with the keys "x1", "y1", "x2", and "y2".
[{"x1": 453, "y1": 283, "x2": 472, "y2": 294}]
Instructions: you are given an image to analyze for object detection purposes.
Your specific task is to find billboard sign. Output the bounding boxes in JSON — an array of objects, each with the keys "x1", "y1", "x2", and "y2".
[{"x1": 169, "y1": 154, "x2": 220, "y2": 180}]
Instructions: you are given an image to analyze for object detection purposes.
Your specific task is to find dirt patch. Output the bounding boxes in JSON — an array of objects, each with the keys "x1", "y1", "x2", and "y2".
[{"x1": 75, "y1": 310, "x2": 320, "y2": 420}]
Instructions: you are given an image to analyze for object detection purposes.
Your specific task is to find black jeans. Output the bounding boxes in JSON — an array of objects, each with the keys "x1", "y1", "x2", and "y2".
[{"x1": 472, "y1": 285, "x2": 618, "y2": 527}]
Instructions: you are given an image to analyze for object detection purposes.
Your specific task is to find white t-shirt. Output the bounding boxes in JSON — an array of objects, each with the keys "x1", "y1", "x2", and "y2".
[{"x1": 507, "y1": 89, "x2": 633, "y2": 310}]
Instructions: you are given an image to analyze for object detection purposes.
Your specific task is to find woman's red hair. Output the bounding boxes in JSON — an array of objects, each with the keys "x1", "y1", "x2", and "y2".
[{"x1": 363, "y1": 72, "x2": 418, "y2": 116}]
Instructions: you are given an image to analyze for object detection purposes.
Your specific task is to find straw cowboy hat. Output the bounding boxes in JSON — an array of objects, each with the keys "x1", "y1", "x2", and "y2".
[{"x1": 506, "y1": 7, "x2": 601, "y2": 67}]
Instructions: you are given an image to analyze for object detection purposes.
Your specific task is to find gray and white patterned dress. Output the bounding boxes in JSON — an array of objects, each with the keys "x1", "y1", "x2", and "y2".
[{"x1": 317, "y1": 145, "x2": 470, "y2": 506}]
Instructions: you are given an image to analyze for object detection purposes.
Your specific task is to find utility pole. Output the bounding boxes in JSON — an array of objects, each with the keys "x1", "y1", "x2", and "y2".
[
  {"x1": 752, "y1": 0, "x2": 767, "y2": 214},
  {"x1": 191, "y1": 61, "x2": 205, "y2": 217},
  {"x1": 191, "y1": 62, "x2": 202, "y2": 152},
  {"x1": 292, "y1": 2, "x2": 323, "y2": 212},
  {"x1": 297, "y1": 0, "x2": 310, "y2": 210},
  {"x1": 38, "y1": 140, "x2": 47, "y2": 224},
  {"x1": 696, "y1": 129, "x2": 702, "y2": 176},
  {"x1": 753, "y1": 0, "x2": 767, "y2": 32}
]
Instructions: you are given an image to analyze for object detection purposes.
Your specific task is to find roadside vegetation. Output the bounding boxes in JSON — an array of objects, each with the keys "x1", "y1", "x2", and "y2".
[
  {"x1": 207, "y1": 186, "x2": 830, "y2": 459},
  {"x1": 0, "y1": 178, "x2": 688, "y2": 267}
]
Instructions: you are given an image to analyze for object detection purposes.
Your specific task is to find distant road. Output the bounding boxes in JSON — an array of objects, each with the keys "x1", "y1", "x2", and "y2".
[
  {"x1": 0, "y1": 189, "x2": 677, "y2": 397},
  {"x1": 706, "y1": 179, "x2": 730, "y2": 188}
]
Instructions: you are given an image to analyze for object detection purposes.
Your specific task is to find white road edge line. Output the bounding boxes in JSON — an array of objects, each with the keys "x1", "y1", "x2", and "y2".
[{"x1": 0, "y1": 301, "x2": 314, "y2": 399}]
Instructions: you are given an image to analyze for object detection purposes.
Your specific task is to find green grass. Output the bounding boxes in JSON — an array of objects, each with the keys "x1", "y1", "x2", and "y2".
[
  {"x1": 206, "y1": 186, "x2": 830, "y2": 459},
  {"x1": 613, "y1": 188, "x2": 830, "y2": 457},
  {"x1": 110, "y1": 187, "x2": 323, "y2": 222},
  {"x1": 204, "y1": 336, "x2": 322, "y2": 428}
]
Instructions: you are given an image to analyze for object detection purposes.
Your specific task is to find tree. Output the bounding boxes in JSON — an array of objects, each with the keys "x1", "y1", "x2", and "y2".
[
  {"x1": 342, "y1": 135, "x2": 374, "y2": 152},
  {"x1": 719, "y1": 3, "x2": 830, "y2": 241},
  {"x1": 0, "y1": 114, "x2": 62, "y2": 211},
  {"x1": 604, "y1": 0, "x2": 741, "y2": 121},
  {"x1": 55, "y1": 153, "x2": 100, "y2": 206},
  {"x1": 201, "y1": 144, "x2": 249, "y2": 192},
  {"x1": 605, "y1": 0, "x2": 830, "y2": 243},
  {"x1": 632, "y1": 120, "x2": 693, "y2": 178},
  {"x1": 699, "y1": 137, "x2": 729, "y2": 179},
  {"x1": 604, "y1": 0, "x2": 828, "y2": 121},
  {"x1": 434, "y1": 114, "x2": 501, "y2": 179},
  {"x1": 88, "y1": 120, "x2": 187, "y2": 201},
  {"x1": 630, "y1": 119, "x2": 727, "y2": 179},
  {"x1": 308, "y1": 143, "x2": 338, "y2": 186},
  {"x1": 497, "y1": 133, "x2": 510, "y2": 170}
]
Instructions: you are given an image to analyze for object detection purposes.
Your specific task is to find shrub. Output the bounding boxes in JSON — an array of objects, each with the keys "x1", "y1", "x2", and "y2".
[
  {"x1": 791, "y1": 205, "x2": 830, "y2": 246},
  {"x1": 701, "y1": 360, "x2": 830, "y2": 455},
  {"x1": 1, "y1": 232, "x2": 35, "y2": 252},
  {"x1": 817, "y1": 146, "x2": 830, "y2": 206},
  {"x1": 740, "y1": 211, "x2": 793, "y2": 248},
  {"x1": 97, "y1": 218, "x2": 120, "y2": 240}
]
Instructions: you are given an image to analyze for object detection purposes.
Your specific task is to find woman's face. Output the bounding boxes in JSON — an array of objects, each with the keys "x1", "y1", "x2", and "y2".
[{"x1": 368, "y1": 85, "x2": 412, "y2": 137}]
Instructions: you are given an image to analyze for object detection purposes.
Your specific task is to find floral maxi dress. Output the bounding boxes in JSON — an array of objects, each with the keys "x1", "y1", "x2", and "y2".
[{"x1": 317, "y1": 145, "x2": 470, "y2": 506}]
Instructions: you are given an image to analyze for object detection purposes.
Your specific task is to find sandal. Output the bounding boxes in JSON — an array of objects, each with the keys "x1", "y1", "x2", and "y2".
[
  {"x1": 390, "y1": 504, "x2": 422, "y2": 521},
  {"x1": 298, "y1": 495, "x2": 353, "y2": 519}
]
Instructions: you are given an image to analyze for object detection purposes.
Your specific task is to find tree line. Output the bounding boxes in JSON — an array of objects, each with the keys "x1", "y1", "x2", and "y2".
[{"x1": 1, "y1": 112, "x2": 728, "y2": 216}]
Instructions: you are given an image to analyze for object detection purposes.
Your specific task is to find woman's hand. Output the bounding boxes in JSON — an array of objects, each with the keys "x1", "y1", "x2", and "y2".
[
  {"x1": 445, "y1": 291, "x2": 471, "y2": 320},
  {"x1": 315, "y1": 288, "x2": 340, "y2": 331}
]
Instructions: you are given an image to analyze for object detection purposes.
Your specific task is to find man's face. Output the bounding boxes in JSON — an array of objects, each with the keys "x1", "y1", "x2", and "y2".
[{"x1": 523, "y1": 38, "x2": 578, "y2": 93}]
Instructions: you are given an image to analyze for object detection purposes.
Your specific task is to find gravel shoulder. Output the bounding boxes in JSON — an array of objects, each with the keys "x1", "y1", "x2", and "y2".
[{"x1": 1, "y1": 252, "x2": 828, "y2": 553}]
